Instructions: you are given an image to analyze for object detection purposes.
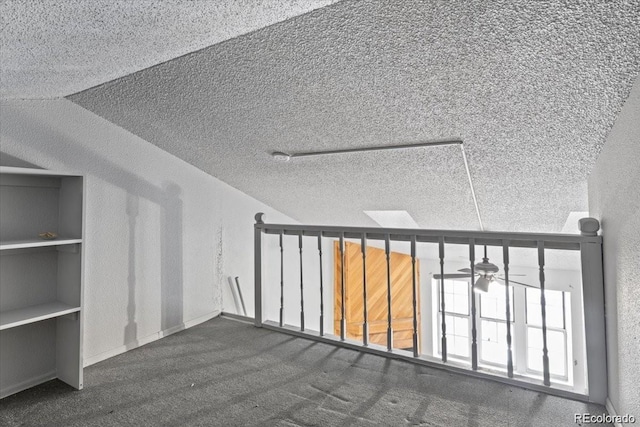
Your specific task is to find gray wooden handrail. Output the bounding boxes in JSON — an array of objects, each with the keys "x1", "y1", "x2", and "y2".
[{"x1": 255, "y1": 222, "x2": 599, "y2": 250}]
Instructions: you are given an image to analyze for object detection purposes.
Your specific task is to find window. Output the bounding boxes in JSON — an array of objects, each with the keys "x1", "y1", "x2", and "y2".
[
  {"x1": 444, "y1": 279, "x2": 469, "y2": 315},
  {"x1": 445, "y1": 315, "x2": 470, "y2": 358},
  {"x1": 437, "y1": 279, "x2": 470, "y2": 360},
  {"x1": 480, "y1": 285, "x2": 514, "y2": 322},
  {"x1": 431, "y1": 278, "x2": 573, "y2": 384},
  {"x1": 480, "y1": 319, "x2": 512, "y2": 365},
  {"x1": 526, "y1": 288, "x2": 565, "y2": 329},
  {"x1": 479, "y1": 285, "x2": 515, "y2": 366},
  {"x1": 525, "y1": 288, "x2": 568, "y2": 378}
]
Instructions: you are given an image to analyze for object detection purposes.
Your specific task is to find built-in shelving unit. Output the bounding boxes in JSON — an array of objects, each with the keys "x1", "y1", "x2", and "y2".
[{"x1": 0, "y1": 166, "x2": 84, "y2": 398}]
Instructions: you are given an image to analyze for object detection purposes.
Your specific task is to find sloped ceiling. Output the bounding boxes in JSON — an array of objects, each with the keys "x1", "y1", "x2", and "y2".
[
  {"x1": 4, "y1": 1, "x2": 640, "y2": 232},
  {"x1": 0, "y1": 0, "x2": 339, "y2": 98}
]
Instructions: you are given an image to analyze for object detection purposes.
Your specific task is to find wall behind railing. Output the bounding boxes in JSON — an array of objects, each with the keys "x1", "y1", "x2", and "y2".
[
  {"x1": 220, "y1": 200, "x2": 300, "y2": 319},
  {"x1": 589, "y1": 75, "x2": 640, "y2": 420}
]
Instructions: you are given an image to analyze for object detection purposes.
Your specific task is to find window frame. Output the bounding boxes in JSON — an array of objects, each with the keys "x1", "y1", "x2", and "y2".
[
  {"x1": 431, "y1": 277, "x2": 573, "y2": 383},
  {"x1": 524, "y1": 288, "x2": 569, "y2": 381},
  {"x1": 435, "y1": 278, "x2": 472, "y2": 362}
]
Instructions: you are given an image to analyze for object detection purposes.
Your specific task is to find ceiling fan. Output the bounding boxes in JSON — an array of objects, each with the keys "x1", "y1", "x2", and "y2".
[{"x1": 434, "y1": 246, "x2": 536, "y2": 292}]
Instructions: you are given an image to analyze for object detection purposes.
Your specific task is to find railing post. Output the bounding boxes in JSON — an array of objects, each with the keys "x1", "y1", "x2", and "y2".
[
  {"x1": 579, "y1": 218, "x2": 607, "y2": 404},
  {"x1": 254, "y1": 213, "x2": 265, "y2": 327},
  {"x1": 439, "y1": 237, "x2": 447, "y2": 362},
  {"x1": 385, "y1": 234, "x2": 393, "y2": 351},
  {"x1": 318, "y1": 234, "x2": 324, "y2": 336},
  {"x1": 502, "y1": 241, "x2": 514, "y2": 378},
  {"x1": 469, "y1": 238, "x2": 478, "y2": 370},
  {"x1": 279, "y1": 231, "x2": 284, "y2": 327},
  {"x1": 538, "y1": 241, "x2": 551, "y2": 386},
  {"x1": 299, "y1": 232, "x2": 305, "y2": 331},
  {"x1": 362, "y1": 234, "x2": 369, "y2": 346},
  {"x1": 339, "y1": 233, "x2": 346, "y2": 341},
  {"x1": 411, "y1": 236, "x2": 419, "y2": 357}
]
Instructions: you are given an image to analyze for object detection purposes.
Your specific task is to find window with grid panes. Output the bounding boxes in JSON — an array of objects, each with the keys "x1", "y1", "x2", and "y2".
[
  {"x1": 525, "y1": 288, "x2": 568, "y2": 378},
  {"x1": 437, "y1": 279, "x2": 470, "y2": 359},
  {"x1": 479, "y1": 285, "x2": 515, "y2": 367}
]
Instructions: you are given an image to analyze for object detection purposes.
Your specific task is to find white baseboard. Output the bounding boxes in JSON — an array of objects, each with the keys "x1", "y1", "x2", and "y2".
[
  {"x1": 84, "y1": 310, "x2": 220, "y2": 367},
  {"x1": 0, "y1": 370, "x2": 56, "y2": 399},
  {"x1": 606, "y1": 398, "x2": 623, "y2": 427}
]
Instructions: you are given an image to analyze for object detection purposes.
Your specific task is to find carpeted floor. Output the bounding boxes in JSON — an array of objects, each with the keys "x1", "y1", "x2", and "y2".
[{"x1": 0, "y1": 316, "x2": 610, "y2": 426}]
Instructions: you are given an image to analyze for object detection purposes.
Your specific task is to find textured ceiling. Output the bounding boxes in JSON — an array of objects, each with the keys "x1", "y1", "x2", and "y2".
[
  {"x1": 0, "y1": 0, "x2": 339, "y2": 98},
  {"x1": 12, "y1": 0, "x2": 640, "y2": 232}
]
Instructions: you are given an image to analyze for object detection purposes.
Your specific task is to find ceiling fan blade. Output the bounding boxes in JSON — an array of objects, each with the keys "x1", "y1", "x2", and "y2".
[
  {"x1": 433, "y1": 273, "x2": 473, "y2": 279},
  {"x1": 457, "y1": 268, "x2": 473, "y2": 274},
  {"x1": 494, "y1": 277, "x2": 538, "y2": 288}
]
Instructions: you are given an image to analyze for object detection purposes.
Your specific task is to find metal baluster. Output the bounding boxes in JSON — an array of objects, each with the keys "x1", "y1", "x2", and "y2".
[
  {"x1": 318, "y1": 234, "x2": 324, "y2": 336},
  {"x1": 538, "y1": 241, "x2": 551, "y2": 386},
  {"x1": 439, "y1": 237, "x2": 447, "y2": 362},
  {"x1": 385, "y1": 234, "x2": 393, "y2": 351},
  {"x1": 299, "y1": 232, "x2": 305, "y2": 332},
  {"x1": 361, "y1": 234, "x2": 369, "y2": 346},
  {"x1": 339, "y1": 233, "x2": 346, "y2": 341},
  {"x1": 469, "y1": 239, "x2": 478, "y2": 370},
  {"x1": 503, "y1": 241, "x2": 514, "y2": 378},
  {"x1": 279, "y1": 232, "x2": 284, "y2": 327},
  {"x1": 411, "y1": 236, "x2": 419, "y2": 357}
]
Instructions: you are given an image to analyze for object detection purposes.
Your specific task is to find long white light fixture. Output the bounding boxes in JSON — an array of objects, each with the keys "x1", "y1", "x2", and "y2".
[{"x1": 271, "y1": 139, "x2": 484, "y2": 231}]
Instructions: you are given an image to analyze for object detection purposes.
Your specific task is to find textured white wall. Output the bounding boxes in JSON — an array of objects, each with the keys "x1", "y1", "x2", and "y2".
[
  {"x1": 0, "y1": 99, "x2": 296, "y2": 366},
  {"x1": 589, "y1": 75, "x2": 640, "y2": 420}
]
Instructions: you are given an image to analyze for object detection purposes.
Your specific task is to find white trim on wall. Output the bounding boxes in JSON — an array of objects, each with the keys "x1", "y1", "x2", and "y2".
[
  {"x1": 84, "y1": 310, "x2": 220, "y2": 367},
  {"x1": 606, "y1": 398, "x2": 624, "y2": 427}
]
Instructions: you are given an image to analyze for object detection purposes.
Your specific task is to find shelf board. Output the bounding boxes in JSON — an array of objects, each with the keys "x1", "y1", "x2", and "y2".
[
  {"x1": 0, "y1": 238, "x2": 82, "y2": 251},
  {"x1": 0, "y1": 302, "x2": 81, "y2": 330}
]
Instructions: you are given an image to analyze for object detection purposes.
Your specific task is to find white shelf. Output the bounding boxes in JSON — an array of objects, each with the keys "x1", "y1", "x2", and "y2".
[
  {"x1": 0, "y1": 302, "x2": 81, "y2": 330},
  {"x1": 1, "y1": 167, "x2": 84, "y2": 397},
  {"x1": 0, "y1": 238, "x2": 82, "y2": 251}
]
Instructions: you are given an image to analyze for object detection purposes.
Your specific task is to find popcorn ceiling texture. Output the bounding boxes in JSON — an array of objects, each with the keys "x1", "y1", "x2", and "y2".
[
  {"x1": 65, "y1": 0, "x2": 640, "y2": 232},
  {"x1": 0, "y1": 0, "x2": 338, "y2": 98}
]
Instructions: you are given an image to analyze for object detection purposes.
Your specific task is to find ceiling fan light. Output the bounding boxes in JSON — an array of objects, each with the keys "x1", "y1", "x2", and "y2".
[
  {"x1": 474, "y1": 276, "x2": 492, "y2": 293},
  {"x1": 474, "y1": 258, "x2": 499, "y2": 275}
]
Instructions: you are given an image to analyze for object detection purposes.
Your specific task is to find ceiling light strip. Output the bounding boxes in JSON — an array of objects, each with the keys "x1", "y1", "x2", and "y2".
[
  {"x1": 273, "y1": 139, "x2": 484, "y2": 231},
  {"x1": 460, "y1": 144, "x2": 484, "y2": 231},
  {"x1": 275, "y1": 139, "x2": 462, "y2": 160}
]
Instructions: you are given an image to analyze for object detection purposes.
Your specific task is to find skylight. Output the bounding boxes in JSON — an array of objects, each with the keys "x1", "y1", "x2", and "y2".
[{"x1": 363, "y1": 210, "x2": 419, "y2": 228}]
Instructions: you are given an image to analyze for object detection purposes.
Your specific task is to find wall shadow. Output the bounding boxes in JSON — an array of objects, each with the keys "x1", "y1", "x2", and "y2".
[
  {"x1": 1, "y1": 103, "x2": 188, "y2": 351},
  {"x1": 124, "y1": 194, "x2": 139, "y2": 344},
  {"x1": 161, "y1": 181, "x2": 184, "y2": 330}
]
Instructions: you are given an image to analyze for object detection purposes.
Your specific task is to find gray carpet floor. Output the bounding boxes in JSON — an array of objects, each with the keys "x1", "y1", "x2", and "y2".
[{"x1": 0, "y1": 316, "x2": 610, "y2": 426}]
